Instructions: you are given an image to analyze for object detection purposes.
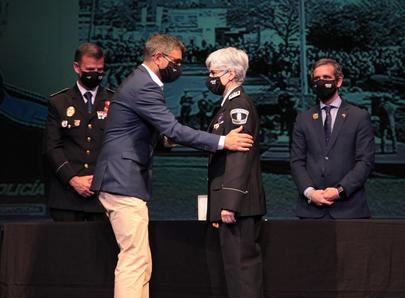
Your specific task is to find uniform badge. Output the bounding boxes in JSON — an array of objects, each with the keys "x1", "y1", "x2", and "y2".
[
  {"x1": 66, "y1": 106, "x2": 75, "y2": 117},
  {"x1": 230, "y1": 108, "x2": 249, "y2": 125},
  {"x1": 74, "y1": 119, "x2": 81, "y2": 126},
  {"x1": 213, "y1": 113, "x2": 224, "y2": 130},
  {"x1": 313, "y1": 113, "x2": 319, "y2": 120},
  {"x1": 342, "y1": 113, "x2": 347, "y2": 118},
  {"x1": 229, "y1": 90, "x2": 241, "y2": 100},
  {"x1": 97, "y1": 111, "x2": 107, "y2": 120},
  {"x1": 61, "y1": 120, "x2": 68, "y2": 127}
]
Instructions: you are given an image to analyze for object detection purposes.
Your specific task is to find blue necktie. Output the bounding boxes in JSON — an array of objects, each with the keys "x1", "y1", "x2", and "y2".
[
  {"x1": 84, "y1": 91, "x2": 93, "y2": 113},
  {"x1": 323, "y1": 105, "x2": 334, "y2": 144}
]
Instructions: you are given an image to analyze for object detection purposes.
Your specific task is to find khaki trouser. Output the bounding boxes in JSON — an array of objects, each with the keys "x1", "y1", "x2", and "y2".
[{"x1": 99, "y1": 192, "x2": 152, "y2": 298}]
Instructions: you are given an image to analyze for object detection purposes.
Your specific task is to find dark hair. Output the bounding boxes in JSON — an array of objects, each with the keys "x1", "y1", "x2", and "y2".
[
  {"x1": 144, "y1": 33, "x2": 185, "y2": 59},
  {"x1": 311, "y1": 58, "x2": 344, "y2": 80},
  {"x1": 74, "y1": 43, "x2": 104, "y2": 62}
]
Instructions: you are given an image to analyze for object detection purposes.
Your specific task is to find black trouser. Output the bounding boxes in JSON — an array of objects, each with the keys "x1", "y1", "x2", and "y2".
[
  {"x1": 50, "y1": 208, "x2": 107, "y2": 222},
  {"x1": 219, "y1": 216, "x2": 264, "y2": 298}
]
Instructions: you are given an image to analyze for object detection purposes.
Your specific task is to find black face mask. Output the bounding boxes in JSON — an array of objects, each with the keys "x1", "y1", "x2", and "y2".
[
  {"x1": 206, "y1": 73, "x2": 227, "y2": 95},
  {"x1": 80, "y1": 71, "x2": 103, "y2": 89},
  {"x1": 312, "y1": 79, "x2": 338, "y2": 102},
  {"x1": 159, "y1": 61, "x2": 182, "y2": 83}
]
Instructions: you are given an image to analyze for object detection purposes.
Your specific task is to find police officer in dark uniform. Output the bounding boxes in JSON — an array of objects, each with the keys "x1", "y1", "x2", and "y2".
[
  {"x1": 205, "y1": 47, "x2": 266, "y2": 298},
  {"x1": 179, "y1": 90, "x2": 194, "y2": 125},
  {"x1": 197, "y1": 90, "x2": 211, "y2": 129},
  {"x1": 45, "y1": 43, "x2": 113, "y2": 221}
]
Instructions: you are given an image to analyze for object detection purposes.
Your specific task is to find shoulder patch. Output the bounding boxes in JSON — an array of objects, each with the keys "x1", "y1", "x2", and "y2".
[
  {"x1": 228, "y1": 90, "x2": 241, "y2": 100},
  {"x1": 50, "y1": 88, "x2": 69, "y2": 97},
  {"x1": 230, "y1": 108, "x2": 249, "y2": 125}
]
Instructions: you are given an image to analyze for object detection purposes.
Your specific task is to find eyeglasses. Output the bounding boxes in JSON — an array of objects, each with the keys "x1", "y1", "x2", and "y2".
[
  {"x1": 208, "y1": 69, "x2": 227, "y2": 77},
  {"x1": 162, "y1": 53, "x2": 182, "y2": 66}
]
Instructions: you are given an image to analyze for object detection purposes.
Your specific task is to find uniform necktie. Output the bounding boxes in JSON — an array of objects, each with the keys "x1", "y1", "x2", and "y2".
[
  {"x1": 84, "y1": 91, "x2": 93, "y2": 113},
  {"x1": 323, "y1": 105, "x2": 335, "y2": 144}
]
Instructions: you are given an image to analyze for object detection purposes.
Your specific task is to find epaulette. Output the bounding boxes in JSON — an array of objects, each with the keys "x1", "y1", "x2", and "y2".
[
  {"x1": 228, "y1": 90, "x2": 241, "y2": 100},
  {"x1": 106, "y1": 88, "x2": 115, "y2": 93},
  {"x1": 50, "y1": 88, "x2": 69, "y2": 97}
]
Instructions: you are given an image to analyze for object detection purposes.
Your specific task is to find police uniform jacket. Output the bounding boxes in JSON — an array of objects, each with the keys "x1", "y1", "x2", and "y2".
[
  {"x1": 207, "y1": 86, "x2": 266, "y2": 222},
  {"x1": 46, "y1": 84, "x2": 113, "y2": 212}
]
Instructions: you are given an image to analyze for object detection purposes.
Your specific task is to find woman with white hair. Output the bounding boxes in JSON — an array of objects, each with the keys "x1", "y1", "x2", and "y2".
[{"x1": 205, "y1": 47, "x2": 266, "y2": 298}]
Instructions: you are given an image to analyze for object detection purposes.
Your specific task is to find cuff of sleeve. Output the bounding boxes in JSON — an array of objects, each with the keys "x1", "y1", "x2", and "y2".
[
  {"x1": 56, "y1": 161, "x2": 76, "y2": 185},
  {"x1": 218, "y1": 189, "x2": 243, "y2": 213},
  {"x1": 217, "y1": 136, "x2": 225, "y2": 150},
  {"x1": 304, "y1": 187, "x2": 315, "y2": 203}
]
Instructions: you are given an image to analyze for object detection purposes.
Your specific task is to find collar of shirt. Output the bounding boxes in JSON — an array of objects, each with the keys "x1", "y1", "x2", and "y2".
[
  {"x1": 76, "y1": 81, "x2": 98, "y2": 104},
  {"x1": 320, "y1": 96, "x2": 342, "y2": 128},
  {"x1": 221, "y1": 85, "x2": 241, "y2": 107},
  {"x1": 320, "y1": 96, "x2": 342, "y2": 110},
  {"x1": 142, "y1": 63, "x2": 164, "y2": 89}
]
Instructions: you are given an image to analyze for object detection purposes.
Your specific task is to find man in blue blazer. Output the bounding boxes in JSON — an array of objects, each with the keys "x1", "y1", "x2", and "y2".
[
  {"x1": 290, "y1": 58, "x2": 375, "y2": 219},
  {"x1": 91, "y1": 34, "x2": 253, "y2": 298}
]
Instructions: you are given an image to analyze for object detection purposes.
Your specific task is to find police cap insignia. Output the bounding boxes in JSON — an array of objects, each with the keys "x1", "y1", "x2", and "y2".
[{"x1": 230, "y1": 108, "x2": 249, "y2": 125}]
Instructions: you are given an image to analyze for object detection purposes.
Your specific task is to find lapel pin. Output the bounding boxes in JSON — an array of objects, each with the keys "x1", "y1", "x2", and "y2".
[
  {"x1": 312, "y1": 113, "x2": 319, "y2": 120},
  {"x1": 342, "y1": 113, "x2": 346, "y2": 118},
  {"x1": 66, "y1": 106, "x2": 75, "y2": 117},
  {"x1": 103, "y1": 100, "x2": 110, "y2": 113}
]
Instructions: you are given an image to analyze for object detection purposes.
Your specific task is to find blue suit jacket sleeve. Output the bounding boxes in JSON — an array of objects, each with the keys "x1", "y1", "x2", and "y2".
[{"x1": 129, "y1": 79, "x2": 220, "y2": 153}]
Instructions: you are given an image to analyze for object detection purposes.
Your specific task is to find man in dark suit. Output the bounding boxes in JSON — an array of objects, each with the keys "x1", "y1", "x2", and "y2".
[
  {"x1": 290, "y1": 58, "x2": 375, "y2": 219},
  {"x1": 46, "y1": 43, "x2": 113, "y2": 221},
  {"x1": 206, "y1": 47, "x2": 266, "y2": 298},
  {"x1": 90, "y1": 34, "x2": 254, "y2": 298}
]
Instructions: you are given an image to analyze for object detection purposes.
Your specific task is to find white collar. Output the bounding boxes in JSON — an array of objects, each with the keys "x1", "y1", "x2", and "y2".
[
  {"x1": 76, "y1": 81, "x2": 98, "y2": 101},
  {"x1": 142, "y1": 63, "x2": 164, "y2": 89},
  {"x1": 221, "y1": 86, "x2": 241, "y2": 106},
  {"x1": 320, "y1": 95, "x2": 342, "y2": 109}
]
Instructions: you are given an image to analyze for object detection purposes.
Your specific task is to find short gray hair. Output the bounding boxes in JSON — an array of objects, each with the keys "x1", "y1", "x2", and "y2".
[
  {"x1": 205, "y1": 47, "x2": 249, "y2": 83},
  {"x1": 144, "y1": 33, "x2": 185, "y2": 59}
]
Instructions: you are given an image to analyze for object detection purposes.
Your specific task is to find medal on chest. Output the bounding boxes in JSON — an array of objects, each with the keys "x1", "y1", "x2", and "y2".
[{"x1": 213, "y1": 113, "x2": 224, "y2": 130}]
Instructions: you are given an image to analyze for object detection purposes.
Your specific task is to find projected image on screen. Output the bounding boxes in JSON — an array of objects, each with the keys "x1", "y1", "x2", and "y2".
[
  {"x1": 74, "y1": 0, "x2": 405, "y2": 219},
  {"x1": 1, "y1": 0, "x2": 402, "y2": 219}
]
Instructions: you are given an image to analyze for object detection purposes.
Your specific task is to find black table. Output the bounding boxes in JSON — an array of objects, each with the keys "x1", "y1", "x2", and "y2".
[{"x1": 1, "y1": 220, "x2": 405, "y2": 298}]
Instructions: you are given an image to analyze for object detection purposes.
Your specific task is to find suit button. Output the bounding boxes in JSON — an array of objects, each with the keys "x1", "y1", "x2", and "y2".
[
  {"x1": 84, "y1": 163, "x2": 89, "y2": 169},
  {"x1": 324, "y1": 156, "x2": 329, "y2": 160},
  {"x1": 88, "y1": 124, "x2": 92, "y2": 129},
  {"x1": 87, "y1": 136, "x2": 91, "y2": 142},
  {"x1": 86, "y1": 150, "x2": 91, "y2": 155}
]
